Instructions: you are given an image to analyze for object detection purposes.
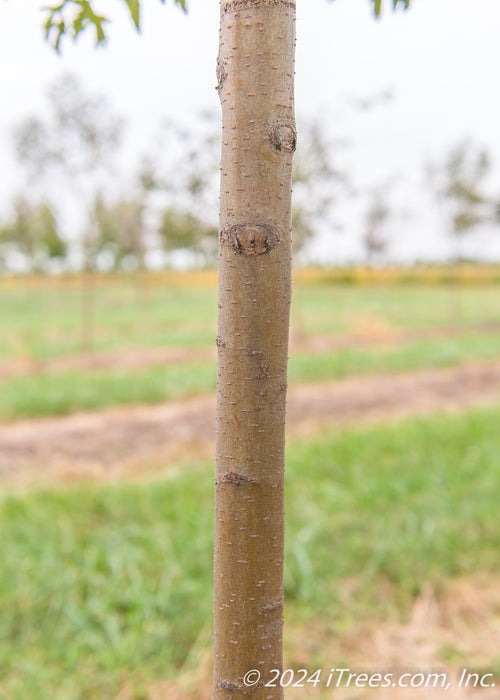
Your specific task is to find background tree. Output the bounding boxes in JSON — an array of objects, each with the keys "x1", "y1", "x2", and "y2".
[
  {"x1": 14, "y1": 72, "x2": 124, "y2": 268},
  {"x1": 157, "y1": 207, "x2": 218, "y2": 267},
  {"x1": 139, "y1": 114, "x2": 220, "y2": 266},
  {"x1": 0, "y1": 226, "x2": 8, "y2": 272},
  {"x1": 14, "y1": 72, "x2": 124, "y2": 349},
  {"x1": 429, "y1": 139, "x2": 494, "y2": 262},
  {"x1": 88, "y1": 193, "x2": 147, "y2": 271},
  {"x1": 427, "y1": 139, "x2": 496, "y2": 320},
  {"x1": 0, "y1": 196, "x2": 66, "y2": 273},
  {"x1": 15, "y1": 73, "x2": 122, "y2": 186},
  {"x1": 362, "y1": 190, "x2": 391, "y2": 265},
  {"x1": 291, "y1": 118, "x2": 349, "y2": 257}
]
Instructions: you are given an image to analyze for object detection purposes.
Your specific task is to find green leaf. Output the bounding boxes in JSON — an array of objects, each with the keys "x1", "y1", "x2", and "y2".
[
  {"x1": 93, "y1": 16, "x2": 106, "y2": 43},
  {"x1": 372, "y1": 0, "x2": 411, "y2": 16},
  {"x1": 54, "y1": 20, "x2": 66, "y2": 52},
  {"x1": 43, "y1": 0, "x2": 108, "y2": 49},
  {"x1": 124, "y1": 0, "x2": 141, "y2": 29}
]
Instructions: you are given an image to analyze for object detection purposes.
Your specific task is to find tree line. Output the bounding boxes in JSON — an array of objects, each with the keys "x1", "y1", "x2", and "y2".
[{"x1": 1, "y1": 73, "x2": 499, "y2": 274}]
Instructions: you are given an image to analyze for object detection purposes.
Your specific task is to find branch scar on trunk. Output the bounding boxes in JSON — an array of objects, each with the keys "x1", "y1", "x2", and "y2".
[
  {"x1": 220, "y1": 224, "x2": 280, "y2": 256},
  {"x1": 268, "y1": 122, "x2": 297, "y2": 153},
  {"x1": 217, "y1": 471, "x2": 258, "y2": 485},
  {"x1": 216, "y1": 56, "x2": 228, "y2": 94}
]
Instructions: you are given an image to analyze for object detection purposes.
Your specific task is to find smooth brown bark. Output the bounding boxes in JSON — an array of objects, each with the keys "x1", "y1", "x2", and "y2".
[{"x1": 213, "y1": 1, "x2": 296, "y2": 698}]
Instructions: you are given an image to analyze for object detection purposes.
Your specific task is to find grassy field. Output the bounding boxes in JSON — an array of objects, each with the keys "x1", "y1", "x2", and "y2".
[
  {"x1": 1, "y1": 404, "x2": 500, "y2": 698},
  {"x1": 0, "y1": 272, "x2": 499, "y2": 419},
  {"x1": 1, "y1": 272, "x2": 499, "y2": 361},
  {"x1": 0, "y1": 277, "x2": 218, "y2": 361}
]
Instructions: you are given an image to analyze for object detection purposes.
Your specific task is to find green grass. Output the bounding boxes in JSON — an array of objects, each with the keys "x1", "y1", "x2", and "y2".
[
  {"x1": 0, "y1": 362, "x2": 217, "y2": 420},
  {"x1": 0, "y1": 469, "x2": 213, "y2": 699},
  {"x1": 2, "y1": 330, "x2": 500, "y2": 420},
  {"x1": 1, "y1": 275, "x2": 499, "y2": 362},
  {"x1": 0, "y1": 278, "x2": 218, "y2": 361},
  {"x1": 291, "y1": 283, "x2": 500, "y2": 335},
  {"x1": 1, "y1": 405, "x2": 500, "y2": 698},
  {"x1": 288, "y1": 330, "x2": 500, "y2": 383},
  {"x1": 285, "y1": 409, "x2": 500, "y2": 615}
]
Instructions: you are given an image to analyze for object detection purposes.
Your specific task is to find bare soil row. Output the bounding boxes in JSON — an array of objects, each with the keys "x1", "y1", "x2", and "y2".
[{"x1": 1, "y1": 360, "x2": 499, "y2": 488}]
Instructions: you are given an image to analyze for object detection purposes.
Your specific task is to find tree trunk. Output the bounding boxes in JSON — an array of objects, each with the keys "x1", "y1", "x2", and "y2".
[
  {"x1": 213, "y1": 1, "x2": 296, "y2": 698},
  {"x1": 80, "y1": 268, "x2": 95, "y2": 353}
]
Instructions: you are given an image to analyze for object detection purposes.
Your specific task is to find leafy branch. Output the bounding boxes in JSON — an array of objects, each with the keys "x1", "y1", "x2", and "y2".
[{"x1": 43, "y1": 0, "x2": 187, "y2": 52}]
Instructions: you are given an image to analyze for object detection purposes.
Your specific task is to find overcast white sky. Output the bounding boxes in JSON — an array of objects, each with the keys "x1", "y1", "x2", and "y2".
[{"x1": 1, "y1": 0, "x2": 499, "y2": 262}]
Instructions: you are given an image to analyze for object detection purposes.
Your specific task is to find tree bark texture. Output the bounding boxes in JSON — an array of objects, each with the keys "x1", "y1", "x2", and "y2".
[{"x1": 214, "y1": 1, "x2": 296, "y2": 698}]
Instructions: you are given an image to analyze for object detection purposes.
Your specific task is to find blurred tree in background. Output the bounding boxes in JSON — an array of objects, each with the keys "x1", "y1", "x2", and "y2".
[
  {"x1": 291, "y1": 119, "x2": 350, "y2": 256},
  {"x1": 362, "y1": 190, "x2": 391, "y2": 265},
  {"x1": 429, "y1": 140, "x2": 495, "y2": 262},
  {"x1": 14, "y1": 72, "x2": 123, "y2": 271},
  {"x1": 139, "y1": 113, "x2": 220, "y2": 267},
  {"x1": 15, "y1": 73, "x2": 122, "y2": 181},
  {"x1": 157, "y1": 208, "x2": 218, "y2": 266},
  {"x1": 0, "y1": 197, "x2": 66, "y2": 272},
  {"x1": 87, "y1": 193, "x2": 147, "y2": 271}
]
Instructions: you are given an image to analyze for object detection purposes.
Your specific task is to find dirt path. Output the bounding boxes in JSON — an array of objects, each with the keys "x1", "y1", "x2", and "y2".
[{"x1": 1, "y1": 360, "x2": 500, "y2": 488}]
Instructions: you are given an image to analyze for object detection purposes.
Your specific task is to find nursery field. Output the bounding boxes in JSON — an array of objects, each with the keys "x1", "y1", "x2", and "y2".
[
  {"x1": 0, "y1": 269, "x2": 499, "y2": 699},
  {"x1": 0, "y1": 270, "x2": 499, "y2": 420}
]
